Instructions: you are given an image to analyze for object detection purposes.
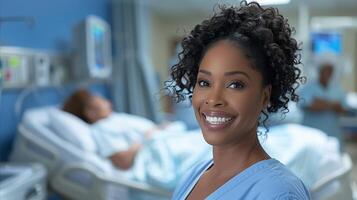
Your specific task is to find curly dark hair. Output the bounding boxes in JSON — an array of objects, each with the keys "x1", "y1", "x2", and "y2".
[{"x1": 166, "y1": 1, "x2": 303, "y2": 129}]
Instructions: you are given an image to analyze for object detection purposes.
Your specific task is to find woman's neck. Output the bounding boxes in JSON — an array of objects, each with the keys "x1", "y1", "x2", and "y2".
[{"x1": 209, "y1": 130, "x2": 270, "y2": 178}]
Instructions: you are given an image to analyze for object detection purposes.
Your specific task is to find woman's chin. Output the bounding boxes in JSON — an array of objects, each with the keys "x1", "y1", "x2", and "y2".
[{"x1": 201, "y1": 132, "x2": 228, "y2": 146}]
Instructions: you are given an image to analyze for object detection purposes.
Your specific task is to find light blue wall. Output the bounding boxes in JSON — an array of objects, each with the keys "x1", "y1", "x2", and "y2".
[{"x1": 0, "y1": 0, "x2": 110, "y2": 50}]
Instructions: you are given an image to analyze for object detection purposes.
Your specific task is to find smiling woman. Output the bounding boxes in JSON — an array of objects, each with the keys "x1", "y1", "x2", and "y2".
[{"x1": 166, "y1": 1, "x2": 310, "y2": 200}]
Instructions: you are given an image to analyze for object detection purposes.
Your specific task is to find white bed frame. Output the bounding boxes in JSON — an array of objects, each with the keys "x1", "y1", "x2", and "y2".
[
  {"x1": 310, "y1": 153, "x2": 355, "y2": 200},
  {"x1": 11, "y1": 124, "x2": 171, "y2": 200}
]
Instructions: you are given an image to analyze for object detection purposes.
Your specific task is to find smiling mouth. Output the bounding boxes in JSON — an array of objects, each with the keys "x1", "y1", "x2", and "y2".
[{"x1": 202, "y1": 113, "x2": 234, "y2": 125}]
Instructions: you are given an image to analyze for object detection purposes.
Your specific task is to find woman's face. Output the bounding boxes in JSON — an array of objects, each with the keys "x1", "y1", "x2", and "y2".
[
  {"x1": 85, "y1": 95, "x2": 113, "y2": 123},
  {"x1": 192, "y1": 40, "x2": 271, "y2": 147},
  {"x1": 319, "y1": 64, "x2": 333, "y2": 87}
]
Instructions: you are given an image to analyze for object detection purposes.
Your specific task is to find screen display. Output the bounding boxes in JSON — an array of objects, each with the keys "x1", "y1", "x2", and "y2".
[
  {"x1": 312, "y1": 32, "x2": 342, "y2": 55},
  {"x1": 92, "y1": 25, "x2": 105, "y2": 69}
]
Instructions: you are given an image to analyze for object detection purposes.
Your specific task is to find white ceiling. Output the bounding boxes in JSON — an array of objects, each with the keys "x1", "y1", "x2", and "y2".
[{"x1": 148, "y1": 0, "x2": 357, "y2": 18}]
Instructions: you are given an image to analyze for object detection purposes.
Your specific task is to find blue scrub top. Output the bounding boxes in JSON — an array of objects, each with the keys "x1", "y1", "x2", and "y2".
[{"x1": 172, "y1": 159, "x2": 311, "y2": 200}]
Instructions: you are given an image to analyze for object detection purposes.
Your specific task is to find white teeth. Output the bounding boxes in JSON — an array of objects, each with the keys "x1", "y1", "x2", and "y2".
[{"x1": 205, "y1": 116, "x2": 232, "y2": 124}]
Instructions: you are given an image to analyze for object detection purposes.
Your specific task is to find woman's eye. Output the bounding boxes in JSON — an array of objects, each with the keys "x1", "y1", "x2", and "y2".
[
  {"x1": 198, "y1": 80, "x2": 209, "y2": 87},
  {"x1": 228, "y1": 82, "x2": 245, "y2": 89}
]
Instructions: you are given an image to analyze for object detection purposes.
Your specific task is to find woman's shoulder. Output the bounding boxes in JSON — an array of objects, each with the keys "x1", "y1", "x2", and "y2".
[
  {"x1": 257, "y1": 159, "x2": 311, "y2": 199},
  {"x1": 172, "y1": 159, "x2": 213, "y2": 199}
]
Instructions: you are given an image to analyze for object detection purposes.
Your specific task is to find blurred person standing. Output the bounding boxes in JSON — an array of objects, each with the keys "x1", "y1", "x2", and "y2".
[{"x1": 299, "y1": 62, "x2": 348, "y2": 150}]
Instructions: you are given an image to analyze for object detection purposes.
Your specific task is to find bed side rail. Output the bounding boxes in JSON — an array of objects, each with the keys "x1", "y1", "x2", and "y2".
[{"x1": 51, "y1": 162, "x2": 172, "y2": 200}]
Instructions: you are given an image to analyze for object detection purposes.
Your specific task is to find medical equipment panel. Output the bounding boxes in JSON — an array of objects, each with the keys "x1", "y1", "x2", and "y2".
[
  {"x1": 0, "y1": 48, "x2": 30, "y2": 88},
  {"x1": 0, "y1": 163, "x2": 47, "y2": 200},
  {"x1": 33, "y1": 54, "x2": 50, "y2": 86},
  {"x1": 0, "y1": 47, "x2": 63, "y2": 88}
]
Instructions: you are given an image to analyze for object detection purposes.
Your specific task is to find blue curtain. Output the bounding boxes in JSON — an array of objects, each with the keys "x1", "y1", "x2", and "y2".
[{"x1": 111, "y1": 0, "x2": 162, "y2": 122}]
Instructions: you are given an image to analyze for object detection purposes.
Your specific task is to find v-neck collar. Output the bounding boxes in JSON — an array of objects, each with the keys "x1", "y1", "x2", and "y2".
[{"x1": 183, "y1": 158, "x2": 277, "y2": 200}]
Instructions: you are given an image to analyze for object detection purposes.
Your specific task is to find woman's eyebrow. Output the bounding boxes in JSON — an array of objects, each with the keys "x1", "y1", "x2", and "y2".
[
  {"x1": 224, "y1": 70, "x2": 250, "y2": 79},
  {"x1": 198, "y1": 69, "x2": 250, "y2": 79},
  {"x1": 198, "y1": 69, "x2": 211, "y2": 75}
]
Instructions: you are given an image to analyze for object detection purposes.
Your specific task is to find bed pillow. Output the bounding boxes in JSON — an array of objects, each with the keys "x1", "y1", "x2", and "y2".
[{"x1": 48, "y1": 108, "x2": 97, "y2": 153}]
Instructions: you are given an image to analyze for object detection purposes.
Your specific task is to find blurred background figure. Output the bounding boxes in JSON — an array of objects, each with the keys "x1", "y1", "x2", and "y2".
[
  {"x1": 299, "y1": 61, "x2": 349, "y2": 150},
  {"x1": 62, "y1": 89, "x2": 180, "y2": 170}
]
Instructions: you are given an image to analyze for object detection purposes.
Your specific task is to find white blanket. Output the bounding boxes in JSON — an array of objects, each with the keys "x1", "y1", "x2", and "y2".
[
  {"x1": 129, "y1": 124, "x2": 342, "y2": 190},
  {"x1": 132, "y1": 130, "x2": 211, "y2": 190},
  {"x1": 261, "y1": 124, "x2": 342, "y2": 188}
]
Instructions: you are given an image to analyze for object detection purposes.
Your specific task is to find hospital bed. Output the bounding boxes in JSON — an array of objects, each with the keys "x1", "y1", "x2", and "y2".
[
  {"x1": 10, "y1": 107, "x2": 171, "y2": 200},
  {"x1": 10, "y1": 107, "x2": 356, "y2": 200}
]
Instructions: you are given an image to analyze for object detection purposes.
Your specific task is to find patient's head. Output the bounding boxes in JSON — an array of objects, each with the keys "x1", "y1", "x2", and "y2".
[
  {"x1": 63, "y1": 89, "x2": 112, "y2": 124},
  {"x1": 318, "y1": 63, "x2": 334, "y2": 87},
  {"x1": 85, "y1": 95, "x2": 112, "y2": 123}
]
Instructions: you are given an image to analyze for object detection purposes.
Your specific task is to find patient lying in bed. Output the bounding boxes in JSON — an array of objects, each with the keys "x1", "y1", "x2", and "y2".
[{"x1": 63, "y1": 89, "x2": 174, "y2": 170}]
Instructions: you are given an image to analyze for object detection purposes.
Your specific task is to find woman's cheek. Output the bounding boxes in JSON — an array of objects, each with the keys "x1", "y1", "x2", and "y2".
[{"x1": 233, "y1": 93, "x2": 261, "y2": 118}]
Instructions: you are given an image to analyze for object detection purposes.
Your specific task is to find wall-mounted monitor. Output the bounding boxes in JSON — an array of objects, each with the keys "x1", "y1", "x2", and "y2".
[
  {"x1": 73, "y1": 16, "x2": 112, "y2": 80},
  {"x1": 311, "y1": 32, "x2": 342, "y2": 55}
]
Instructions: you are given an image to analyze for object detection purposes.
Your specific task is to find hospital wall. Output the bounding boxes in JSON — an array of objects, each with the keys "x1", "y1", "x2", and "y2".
[
  {"x1": 0, "y1": 0, "x2": 112, "y2": 161},
  {"x1": 149, "y1": 13, "x2": 205, "y2": 83},
  {"x1": 149, "y1": 7, "x2": 357, "y2": 92},
  {"x1": 341, "y1": 30, "x2": 357, "y2": 92},
  {"x1": 0, "y1": 0, "x2": 110, "y2": 50}
]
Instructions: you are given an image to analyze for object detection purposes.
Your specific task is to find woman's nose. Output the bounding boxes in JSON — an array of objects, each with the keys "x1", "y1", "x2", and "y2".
[{"x1": 205, "y1": 88, "x2": 226, "y2": 107}]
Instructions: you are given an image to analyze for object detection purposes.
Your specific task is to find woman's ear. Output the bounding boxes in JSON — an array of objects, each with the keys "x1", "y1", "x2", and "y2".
[{"x1": 262, "y1": 85, "x2": 271, "y2": 110}]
